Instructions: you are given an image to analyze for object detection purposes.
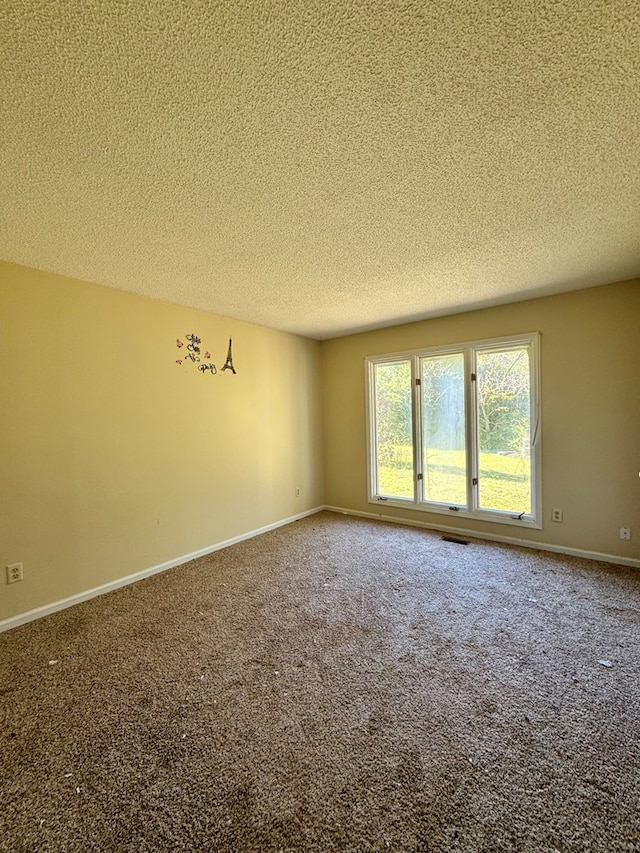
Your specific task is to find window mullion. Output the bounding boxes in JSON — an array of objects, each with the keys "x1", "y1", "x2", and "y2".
[
  {"x1": 466, "y1": 348, "x2": 479, "y2": 511},
  {"x1": 413, "y1": 355, "x2": 422, "y2": 504}
]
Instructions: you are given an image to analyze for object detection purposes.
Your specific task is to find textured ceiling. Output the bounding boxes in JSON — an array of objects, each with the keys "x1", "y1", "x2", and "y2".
[{"x1": 1, "y1": 1, "x2": 639, "y2": 339}]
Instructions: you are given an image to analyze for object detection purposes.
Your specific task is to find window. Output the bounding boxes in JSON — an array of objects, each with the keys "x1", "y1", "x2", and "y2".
[{"x1": 366, "y1": 333, "x2": 541, "y2": 528}]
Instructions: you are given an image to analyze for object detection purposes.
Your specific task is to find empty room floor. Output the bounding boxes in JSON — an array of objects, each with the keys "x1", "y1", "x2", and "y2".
[{"x1": 1, "y1": 512, "x2": 639, "y2": 852}]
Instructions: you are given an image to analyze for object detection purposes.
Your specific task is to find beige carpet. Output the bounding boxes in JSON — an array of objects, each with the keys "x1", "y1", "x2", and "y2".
[{"x1": 1, "y1": 511, "x2": 639, "y2": 852}]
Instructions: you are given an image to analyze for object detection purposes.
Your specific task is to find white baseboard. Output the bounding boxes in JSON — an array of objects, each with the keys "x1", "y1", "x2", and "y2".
[
  {"x1": 0, "y1": 506, "x2": 324, "y2": 634},
  {"x1": 3, "y1": 503, "x2": 635, "y2": 634},
  {"x1": 324, "y1": 505, "x2": 640, "y2": 569}
]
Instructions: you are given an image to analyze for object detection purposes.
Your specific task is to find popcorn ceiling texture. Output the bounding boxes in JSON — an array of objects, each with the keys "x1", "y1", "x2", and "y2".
[{"x1": 0, "y1": 0, "x2": 639, "y2": 338}]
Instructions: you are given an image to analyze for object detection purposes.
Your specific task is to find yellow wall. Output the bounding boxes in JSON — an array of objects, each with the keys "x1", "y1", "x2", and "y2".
[
  {"x1": 0, "y1": 262, "x2": 324, "y2": 622},
  {"x1": 321, "y1": 280, "x2": 640, "y2": 562},
  {"x1": 2, "y1": 265, "x2": 638, "y2": 625}
]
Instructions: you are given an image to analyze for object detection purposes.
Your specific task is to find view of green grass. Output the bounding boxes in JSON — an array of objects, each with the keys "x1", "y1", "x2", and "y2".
[{"x1": 377, "y1": 446, "x2": 530, "y2": 513}]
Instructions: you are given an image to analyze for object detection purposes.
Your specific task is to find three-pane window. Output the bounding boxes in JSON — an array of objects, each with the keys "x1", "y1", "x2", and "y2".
[{"x1": 366, "y1": 333, "x2": 540, "y2": 527}]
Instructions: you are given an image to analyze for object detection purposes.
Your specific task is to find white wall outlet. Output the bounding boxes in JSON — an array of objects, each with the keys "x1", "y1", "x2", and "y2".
[
  {"x1": 295, "y1": 487, "x2": 301, "y2": 497},
  {"x1": 6, "y1": 562, "x2": 24, "y2": 584},
  {"x1": 620, "y1": 527, "x2": 631, "y2": 540},
  {"x1": 551, "y1": 508, "x2": 563, "y2": 522}
]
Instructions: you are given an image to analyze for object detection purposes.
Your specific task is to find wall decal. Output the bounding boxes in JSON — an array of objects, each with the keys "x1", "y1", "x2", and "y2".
[
  {"x1": 221, "y1": 338, "x2": 236, "y2": 374},
  {"x1": 175, "y1": 334, "x2": 237, "y2": 377},
  {"x1": 186, "y1": 334, "x2": 201, "y2": 361}
]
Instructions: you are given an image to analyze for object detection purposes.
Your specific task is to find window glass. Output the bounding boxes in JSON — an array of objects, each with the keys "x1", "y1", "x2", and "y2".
[
  {"x1": 374, "y1": 360, "x2": 413, "y2": 499},
  {"x1": 421, "y1": 353, "x2": 467, "y2": 506},
  {"x1": 476, "y1": 347, "x2": 531, "y2": 514}
]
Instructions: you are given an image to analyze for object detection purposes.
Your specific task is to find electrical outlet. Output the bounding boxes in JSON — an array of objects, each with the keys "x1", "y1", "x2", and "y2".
[
  {"x1": 295, "y1": 487, "x2": 301, "y2": 497},
  {"x1": 6, "y1": 562, "x2": 24, "y2": 584},
  {"x1": 551, "y1": 508, "x2": 563, "y2": 523},
  {"x1": 620, "y1": 527, "x2": 631, "y2": 541}
]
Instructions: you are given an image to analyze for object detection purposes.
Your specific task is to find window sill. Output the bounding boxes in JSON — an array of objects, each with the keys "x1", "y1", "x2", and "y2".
[{"x1": 369, "y1": 496, "x2": 542, "y2": 530}]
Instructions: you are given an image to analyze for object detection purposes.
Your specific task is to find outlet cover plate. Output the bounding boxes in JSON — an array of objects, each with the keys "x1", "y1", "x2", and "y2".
[{"x1": 7, "y1": 562, "x2": 24, "y2": 583}]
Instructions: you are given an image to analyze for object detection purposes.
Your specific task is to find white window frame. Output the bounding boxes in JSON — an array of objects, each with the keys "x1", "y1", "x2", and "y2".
[{"x1": 365, "y1": 332, "x2": 541, "y2": 529}]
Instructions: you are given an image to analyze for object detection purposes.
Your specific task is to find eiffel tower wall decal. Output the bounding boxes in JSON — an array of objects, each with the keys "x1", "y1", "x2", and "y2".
[{"x1": 221, "y1": 338, "x2": 236, "y2": 374}]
